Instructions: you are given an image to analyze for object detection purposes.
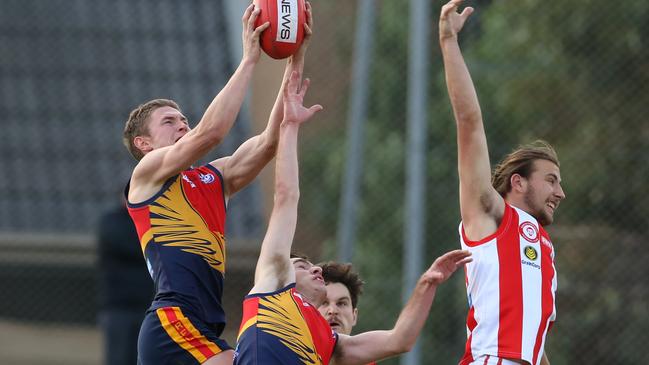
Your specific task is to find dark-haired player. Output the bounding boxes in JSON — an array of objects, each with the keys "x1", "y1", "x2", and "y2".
[{"x1": 234, "y1": 71, "x2": 472, "y2": 365}]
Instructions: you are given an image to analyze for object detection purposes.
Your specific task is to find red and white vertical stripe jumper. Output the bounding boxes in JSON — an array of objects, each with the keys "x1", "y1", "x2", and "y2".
[{"x1": 458, "y1": 203, "x2": 557, "y2": 365}]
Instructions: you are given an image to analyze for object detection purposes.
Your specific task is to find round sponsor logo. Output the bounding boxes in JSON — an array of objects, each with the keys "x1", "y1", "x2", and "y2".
[
  {"x1": 524, "y1": 246, "x2": 538, "y2": 261},
  {"x1": 199, "y1": 173, "x2": 215, "y2": 184},
  {"x1": 519, "y1": 222, "x2": 539, "y2": 243}
]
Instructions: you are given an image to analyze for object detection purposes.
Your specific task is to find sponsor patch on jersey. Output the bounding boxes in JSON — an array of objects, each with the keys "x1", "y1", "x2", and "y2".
[
  {"x1": 182, "y1": 174, "x2": 197, "y2": 188},
  {"x1": 524, "y1": 245, "x2": 538, "y2": 261},
  {"x1": 199, "y1": 172, "x2": 215, "y2": 184},
  {"x1": 519, "y1": 222, "x2": 539, "y2": 243},
  {"x1": 521, "y1": 259, "x2": 541, "y2": 269}
]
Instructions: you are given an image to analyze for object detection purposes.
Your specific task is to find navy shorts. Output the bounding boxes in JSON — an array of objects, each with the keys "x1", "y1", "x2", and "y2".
[{"x1": 138, "y1": 306, "x2": 232, "y2": 365}]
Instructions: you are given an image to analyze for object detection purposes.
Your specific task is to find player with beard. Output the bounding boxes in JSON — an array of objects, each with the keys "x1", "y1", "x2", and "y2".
[
  {"x1": 317, "y1": 262, "x2": 376, "y2": 365},
  {"x1": 440, "y1": 1, "x2": 566, "y2": 364},
  {"x1": 318, "y1": 262, "x2": 364, "y2": 337}
]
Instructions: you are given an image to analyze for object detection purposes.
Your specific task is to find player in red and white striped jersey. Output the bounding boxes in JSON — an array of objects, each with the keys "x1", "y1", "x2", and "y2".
[{"x1": 439, "y1": 1, "x2": 566, "y2": 365}]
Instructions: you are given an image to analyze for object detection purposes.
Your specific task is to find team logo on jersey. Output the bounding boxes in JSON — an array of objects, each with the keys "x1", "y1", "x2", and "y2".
[
  {"x1": 198, "y1": 172, "x2": 215, "y2": 184},
  {"x1": 524, "y1": 245, "x2": 538, "y2": 261},
  {"x1": 519, "y1": 222, "x2": 539, "y2": 243}
]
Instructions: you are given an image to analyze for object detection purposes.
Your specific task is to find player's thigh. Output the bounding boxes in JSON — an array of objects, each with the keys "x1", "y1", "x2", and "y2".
[
  {"x1": 202, "y1": 349, "x2": 234, "y2": 365},
  {"x1": 138, "y1": 307, "x2": 232, "y2": 365}
]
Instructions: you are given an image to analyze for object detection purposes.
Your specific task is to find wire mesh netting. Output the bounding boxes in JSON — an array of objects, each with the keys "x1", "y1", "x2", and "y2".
[{"x1": 1, "y1": 0, "x2": 648, "y2": 364}]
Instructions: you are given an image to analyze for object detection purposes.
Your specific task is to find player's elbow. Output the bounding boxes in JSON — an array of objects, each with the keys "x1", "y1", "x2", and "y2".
[
  {"x1": 394, "y1": 340, "x2": 415, "y2": 355},
  {"x1": 395, "y1": 332, "x2": 418, "y2": 354},
  {"x1": 381, "y1": 344, "x2": 411, "y2": 358},
  {"x1": 454, "y1": 109, "x2": 482, "y2": 127},
  {"x1": 383, "y1": 331, "x2": 414, "y2": 356},
  {"x1": 274, "y1": 183, "x2": 299, "y2": 205},
  {"x1": 256, "y1": 143, "x2": 277, "y2": 165},
  {"x1": 260, "y1": 135, "x2": 279, "y2": 157},
  {"x1": 192, "y1": 124, "x2": 225, "y2": 148}
]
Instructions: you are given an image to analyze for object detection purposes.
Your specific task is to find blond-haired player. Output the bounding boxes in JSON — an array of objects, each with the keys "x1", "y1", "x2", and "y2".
[{"x1": 440, "y1": 1, "x2": 565, "y2": 364}]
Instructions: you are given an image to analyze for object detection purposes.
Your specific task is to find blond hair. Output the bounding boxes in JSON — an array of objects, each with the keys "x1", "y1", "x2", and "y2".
[
  {"x1": 492, "y1": 140, "x2": 560, "y2": 197},
  {"x1": 123, "y1": 99, "x2": 180, "y2": 160}
]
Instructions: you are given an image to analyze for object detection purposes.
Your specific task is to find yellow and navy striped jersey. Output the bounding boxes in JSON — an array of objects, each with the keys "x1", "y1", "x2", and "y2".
[
  {"x1": 127, "y1": 165, "x2": 228, "y2": 325},
  {"x1": 234, "y1": 284, "x2": 338, "y2": 365}
]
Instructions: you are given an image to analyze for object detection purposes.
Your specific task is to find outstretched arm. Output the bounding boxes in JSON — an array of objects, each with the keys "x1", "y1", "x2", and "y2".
[
  {"x1": 332, "y1": 250, "x2": 472, "y2": 364},
  {"x1": 130, "y1": 4, "x2": 269, "y2": 196},
  {"x1": 249, "y1": 71, "x2": 323, "y2": 294},
  {"x1": 212, "y1": 2, "x2": 315, "y2": 198},
  {"x1": 440, "y1": 0, "x2": 503, "y2": 239}
]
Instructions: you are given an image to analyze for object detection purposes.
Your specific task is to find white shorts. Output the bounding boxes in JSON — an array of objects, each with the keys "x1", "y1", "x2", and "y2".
[{"x1": 467, "y1": 355, "x2": 525, "y2": 365}]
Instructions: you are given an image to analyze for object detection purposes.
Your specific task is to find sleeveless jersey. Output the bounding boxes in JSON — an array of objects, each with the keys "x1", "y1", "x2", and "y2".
[
  {"x1": 459, "y1": 203, "x2": 557, "y2": 365},
  {"x1": 126, "y1": 165, "x2": 228, "y2": 326},
  {"x1": 234, "y1": 283, "x2": 338, "y2": 365}
]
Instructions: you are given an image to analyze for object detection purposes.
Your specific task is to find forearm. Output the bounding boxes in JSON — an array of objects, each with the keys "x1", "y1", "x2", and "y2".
[
  {"x1": 266, "y1": 0, "x2": 311, "y2": 132},
  {"x1": 250, "y1": 122, "x2": 300, "y2": 292},
  {"x1": 264, "y1": 56, "x2": 307, "y2": 152},
  {"x1": 249, "y1": 49, "x2": 309, "y2": 164},
  {"x1": 441, "y1": 36, "x2": 495, "y2": 211},
  {"x1": 275, "y1": 122, "x2": 300, "y2": 201},
  {"x1": 334, "y1": 249, "x2": 472, "y2": 364},
  {"x1": 246, "y1": 129, "x2": 279, "y2": 168},
  {"x1": 211, "y1": 113, "x2": 286, "y2": 197},
  {"x1": 440, "y1": 37, "x2": 482, "y2": 126},
  {"x1": 389, "y1": 277, "x2": 438, "y2": 352},
  {"x1": 334, "y1": 278, "x2": 438, "y2": 364},
  {"x1": 194, "y1": 59, "x2": 256, "y2": 141}
]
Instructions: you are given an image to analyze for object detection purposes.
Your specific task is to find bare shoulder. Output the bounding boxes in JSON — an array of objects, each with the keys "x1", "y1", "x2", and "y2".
[
  {"x1": 127, "y1": 149, "x2": 169, "y2": 204},
  {"x1": 250, "y1": 257, "x2": 294, "y2": 295}
]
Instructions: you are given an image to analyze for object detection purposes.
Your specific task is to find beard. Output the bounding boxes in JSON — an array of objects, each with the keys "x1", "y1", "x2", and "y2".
[{"x1": 523, "y1": 187, "x2": 553, "y2": 226}]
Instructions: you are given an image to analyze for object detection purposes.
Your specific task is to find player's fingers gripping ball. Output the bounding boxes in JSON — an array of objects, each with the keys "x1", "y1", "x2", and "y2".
[{"x1": 254, "y1": 0, "x2": 307, "y2": 59}]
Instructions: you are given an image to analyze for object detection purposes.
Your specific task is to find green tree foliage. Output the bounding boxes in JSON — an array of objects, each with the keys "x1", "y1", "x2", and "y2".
[{"x1": 472, "y1": 0, "x2": 649, "y2": 230}]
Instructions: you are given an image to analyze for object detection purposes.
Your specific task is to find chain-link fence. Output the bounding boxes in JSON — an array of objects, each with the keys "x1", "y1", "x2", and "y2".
[{"x1": 1, "y1": 0, "x2": 647, "y2": 364}]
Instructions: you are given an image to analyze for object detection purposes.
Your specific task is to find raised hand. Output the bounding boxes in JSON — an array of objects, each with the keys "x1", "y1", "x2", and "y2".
[
  {"x1": 282, "y1": 71, "x2": 323, "y2": 125},
  {"x1": 422, "y1": 249, "x2": 472, "y2": 286},
  {"x1": 242, "y1": 4, "x2": 270, "y2": 64},
  {"x1": 439, "y1": 0, "x2": 474, "y2": 41},
  {"x1": 291, "y1": 1, "x2": 314, "y2": 63}
]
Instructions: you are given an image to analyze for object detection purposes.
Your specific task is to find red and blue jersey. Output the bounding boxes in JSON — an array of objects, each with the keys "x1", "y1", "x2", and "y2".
[
  {"x1": 126, "y1": 164, "x2": 228, "y2": 326},
  {"x1": 234, "y1": 283, "x2": 338, "y2": 365}
]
